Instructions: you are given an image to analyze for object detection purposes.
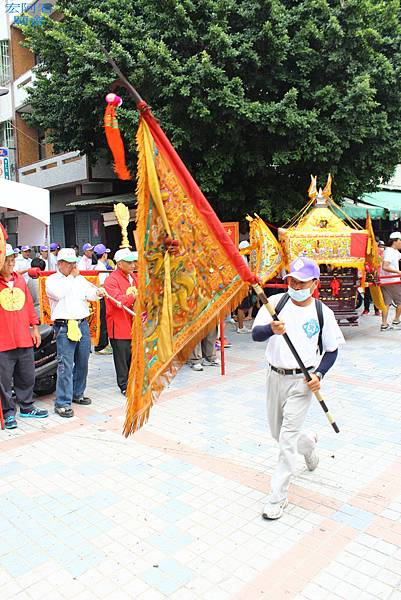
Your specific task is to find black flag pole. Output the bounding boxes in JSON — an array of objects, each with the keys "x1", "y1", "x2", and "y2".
[{"x1": 253, "y1": 284, "x2": 340, "y2": 433}]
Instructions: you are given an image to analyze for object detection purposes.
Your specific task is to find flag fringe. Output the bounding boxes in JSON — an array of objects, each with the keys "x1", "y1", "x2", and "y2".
[
  {"x1": 123, "y1": 282, "x2": 247, "y2": 436},
  {"x1": 123, "y1": 117, "x2": 247, "y2": 436}
]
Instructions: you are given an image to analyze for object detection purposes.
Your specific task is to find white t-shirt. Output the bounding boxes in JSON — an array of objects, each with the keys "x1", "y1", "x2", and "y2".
[
  {"x1": 14, "y1": 256, "x2": 32, "y2": 282},
  {"x1": 78, "y1": 255, "x2": 94, "y2": 271},
  {"x1": 252, "y1": 293, "x2": 345, "y2": 370},
  {"x1": 48, "y1": 253, "x2": 59, "y2": 272},
  {"x1": 381, "y1": 247, "x2": 401, "y2": 284},
  {"x1": 95, "y1": 261, "x2": 111, "y2": 285},
  {"x1": 46, "y1": 272, "x2": 99, "y2": 320}
]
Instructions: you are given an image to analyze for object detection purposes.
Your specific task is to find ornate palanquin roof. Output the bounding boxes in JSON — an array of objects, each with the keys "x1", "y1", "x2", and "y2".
[{"x1": 279, "y1": 175, "x2": 368, "y2": 269}]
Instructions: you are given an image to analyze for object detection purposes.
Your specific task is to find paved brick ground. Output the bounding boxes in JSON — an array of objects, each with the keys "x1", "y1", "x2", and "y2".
[{"x1": 1, "y1": 311, "x2": 401, "y2": 600}]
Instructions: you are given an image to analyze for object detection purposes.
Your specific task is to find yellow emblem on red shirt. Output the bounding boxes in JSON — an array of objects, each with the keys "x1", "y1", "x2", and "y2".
[
  {"x1": 126, "y1": 286, "x2": 138, "y2": 298},
  {"x1": 0, "y1": 287, "x2": 26, "y2": 311}
]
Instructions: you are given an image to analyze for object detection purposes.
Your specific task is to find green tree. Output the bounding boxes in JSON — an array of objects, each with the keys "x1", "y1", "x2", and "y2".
[{"x1": 24, "y1": 0, "x2": 401, "y2": 221}]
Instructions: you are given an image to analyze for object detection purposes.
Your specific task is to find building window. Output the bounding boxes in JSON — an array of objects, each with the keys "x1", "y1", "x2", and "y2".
[
  {"x1": 0, "y1": 120, "x2": 16, "y2": 179},
  {"x1": 0, "y1": 40, "x2": 10, "y2": 86},
  {"x1": 0, "y1": 120, "x2": 14, "y2": 148}
]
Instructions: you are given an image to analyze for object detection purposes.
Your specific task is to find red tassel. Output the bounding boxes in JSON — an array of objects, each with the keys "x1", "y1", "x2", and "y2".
[
  {"x1": 330, "y1": 277, "x2": 340, "y2": 297},
  {"x1": 104, "y1": 103, "x2": 131, "y2": 180}
]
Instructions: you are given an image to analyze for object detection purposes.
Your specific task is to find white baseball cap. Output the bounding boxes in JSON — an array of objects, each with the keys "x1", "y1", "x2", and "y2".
[
  {"x1": 57, "y1": 248, "x2": 79, "y2": 263},
  {"x1": 5, "y1": 243, "x2": 14, "y2": 257},
  {"x1": 114, "y1": 248, "x2": 138, "y2": 262},
  {"x1": 389, "y1": 232, "x2": 401, "y2": 240}
]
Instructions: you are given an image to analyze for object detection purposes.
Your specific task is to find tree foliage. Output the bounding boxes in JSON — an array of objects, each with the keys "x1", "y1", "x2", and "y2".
[{"x1": 24, "y1": 0, "x2": 401, "y2": 221}]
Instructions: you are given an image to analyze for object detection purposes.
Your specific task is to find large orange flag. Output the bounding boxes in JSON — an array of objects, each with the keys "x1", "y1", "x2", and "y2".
[
  {"x1": 104, "y1": 100, "x2": 258, "y2": 435},
  {"x1": 124, "y1": 112, "x2": 258, "y2": 434}
]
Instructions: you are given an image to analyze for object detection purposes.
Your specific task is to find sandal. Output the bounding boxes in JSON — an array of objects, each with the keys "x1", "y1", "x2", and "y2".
[
  {"x1": 381, "y1": 324, "x2": 393, "y2": 331},
  {"x1": 72, "y1": 396, "x2": 92, "y2": 405},
  {"x1": 55, "y1": 406, "x2": 74, "y2": 418}
]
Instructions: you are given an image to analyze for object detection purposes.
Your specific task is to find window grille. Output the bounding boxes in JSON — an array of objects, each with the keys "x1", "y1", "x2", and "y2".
[
  {"x1": 0, "y1": 40, "x2": 10, "y2": 86},
  {"x1": 0, "y1": 120, "x2": 14, "y2": 148}
]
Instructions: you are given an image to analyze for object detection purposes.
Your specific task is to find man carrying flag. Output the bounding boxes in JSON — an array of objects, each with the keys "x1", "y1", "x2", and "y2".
[
  {"x1": 252, "y1": 257, "x2": 344, "y2": 519},
  {"x1": 100, "y1": 70, "x2": 340, "y2": 458},
  {"x1": 104, "y1": 249, "x2": 138, "y2": 394}
]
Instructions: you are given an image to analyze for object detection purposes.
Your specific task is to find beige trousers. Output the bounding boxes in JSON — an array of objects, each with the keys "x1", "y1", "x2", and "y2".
[{"x1": 266, "y1": 366, "x2": 316, "y2": 504}]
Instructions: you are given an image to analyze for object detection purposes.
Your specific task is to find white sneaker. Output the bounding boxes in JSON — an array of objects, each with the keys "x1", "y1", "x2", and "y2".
[
  {"x1": 262, "y1": 498, "x2": 288, "y2": 520},
  {"x1": 237, "y1": 327, "x2": 251, "y2": 334},
  {"x1": 190, "y1": 363, "x2": 203, "y2": 371},
  {"x1": 304, "y1": 449, "x2": 319, "y2": 471},
  {"x1": 301, "y1": 433, "x2": 319, "y2": 471},
  {"x1": 201, "y1": 358, "x2": 220, "y2": 367}
]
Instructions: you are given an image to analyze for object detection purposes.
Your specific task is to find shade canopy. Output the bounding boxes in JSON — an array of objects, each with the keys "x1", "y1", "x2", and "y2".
[
  {"x1": 0, "y1": 178, "x2": 50, "y2": 225},
  {"x1": 335, "y1": 199, "x2": 385, "y2": 220},
  {"x1": 67, "y1": 193, "x2": 133, "y2": 207},
  {"x1": 360, "y1": 191, "x2": 401, "y2": 220}
]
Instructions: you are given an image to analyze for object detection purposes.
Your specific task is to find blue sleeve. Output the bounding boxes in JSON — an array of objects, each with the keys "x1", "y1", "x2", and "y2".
[
  {"x1": 315, "y1": 349, "x2": 338, "y2": 377},
  {"x1": 252, "y1": 324, "x2": 274, "y2": 342}
]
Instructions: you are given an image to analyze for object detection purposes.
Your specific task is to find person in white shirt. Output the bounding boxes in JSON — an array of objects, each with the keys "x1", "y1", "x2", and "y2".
[
  {"x1": 46, "y1": 248, "x2": 105, "y2": 418},
  {"x1": 48, "y1": 243, "x2": 60, "y2": 271},
  {"x1": 252, "y1": 257, "x2": 345, "y2": 520},
  {"x1": 380, "y1": 232, "x2": 401, "y2": 331},
  {"x1": 14, "y1": 245, "x2": 32, "y2": 282},
  {"x1": 39, "y1": 245, "x2": 49, "y2": 270},
  {"x1": 78, "y1": 243, "x2": 95, "y2": 271}
]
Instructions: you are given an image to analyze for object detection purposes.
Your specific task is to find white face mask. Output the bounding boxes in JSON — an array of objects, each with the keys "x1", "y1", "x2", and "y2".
[{"x1": 287, "y1": 285, "x2": 312, "y2": 302}]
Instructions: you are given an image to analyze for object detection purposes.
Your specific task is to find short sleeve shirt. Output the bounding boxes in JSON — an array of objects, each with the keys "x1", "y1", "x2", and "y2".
[
  {"x1": 252, "y1": 293, "x2": 345, "y2": 369},
  {"x1": 382, "y1": 247, "x2": 401, "y2": 284}
]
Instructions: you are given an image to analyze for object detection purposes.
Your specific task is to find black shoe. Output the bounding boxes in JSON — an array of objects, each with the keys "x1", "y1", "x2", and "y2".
[
  {"x1": 72, "y1": 396, "x2": 92, "y2": 405},
  {"x1": 55, "y1": 405, "x2": 74, "y2": 418},
  {"x1": 20, "y1": 406, "x2": 48, "y2": 418},
  {"x1": 5, "y1": 416, "x2": 17, "y2": 429}
]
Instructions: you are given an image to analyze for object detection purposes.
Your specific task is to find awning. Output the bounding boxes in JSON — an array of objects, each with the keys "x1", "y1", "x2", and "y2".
[
  {"x1": 335, "y1": 199, "x2": 385, "y2": 220},
  {"x1": 360, "y1": 191, "x2": 401, "y2": 220},
  {"x1": 0, "y1": 178, "x2": 50, "y2": 224},
  {"x1": 67, "y1": 192, "x2": 134, "y2": 207}
]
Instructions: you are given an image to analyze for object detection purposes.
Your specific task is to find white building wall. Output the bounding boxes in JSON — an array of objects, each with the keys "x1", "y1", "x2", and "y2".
[
  {"x1": 0, "y1": 0, "x2": 10, "y2": 39},
  {"x1": 382, "y1": 165, "x2": 401, "y2": 191},
  {"x1": 13, "y1": 70, "x2": 35, "y2": 110},
  {"x1": 0, "y1": 0, "x2": 12, "y2": 119},
  {"x1": 0, "y1": 93, "x2": 12, "y2": 121}
]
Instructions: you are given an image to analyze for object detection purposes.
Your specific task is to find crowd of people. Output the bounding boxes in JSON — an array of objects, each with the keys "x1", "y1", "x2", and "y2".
[
  {"x1": 0, "y1": 241, "x2": 138, "y2": 429},
  {"x1": 3, "y1": 230, "x2": 401, "y2": 522}
]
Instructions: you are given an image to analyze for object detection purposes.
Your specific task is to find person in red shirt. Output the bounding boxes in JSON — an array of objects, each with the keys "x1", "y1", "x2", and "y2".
[
  {"x1": 0, "y1": 244, "x2": 48, "y2": 429},
  {"x1": 104, "y1": 249, "x2": 138, "y2": 394}
]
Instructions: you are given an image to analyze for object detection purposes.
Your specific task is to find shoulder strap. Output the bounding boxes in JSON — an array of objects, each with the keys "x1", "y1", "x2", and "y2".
[
  {"x1": 275, "y1": 293, "x2": 290, "y2": 316},
  {"x1": 315, "y1": 299, "x2": 324, "y2": 354},
  {"x1": 275, "y1": 293, "x2": 324, "y2": 353}
]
